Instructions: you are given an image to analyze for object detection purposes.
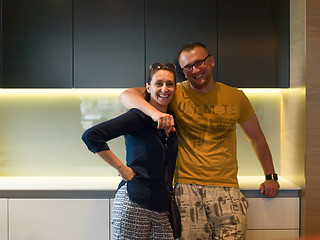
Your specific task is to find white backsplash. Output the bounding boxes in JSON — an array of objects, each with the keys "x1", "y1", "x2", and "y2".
[{"x1": 0, "y1": 88, "x2": 280, "y2": 177}]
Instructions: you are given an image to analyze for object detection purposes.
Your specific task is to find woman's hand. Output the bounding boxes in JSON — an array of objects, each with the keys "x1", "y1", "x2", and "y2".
[
  {"x1": 118, "y1": 165, "x2": 135, "y2": 181},
  {"x1": 96, "y1": 151, "x2": 135, "y2": 181}
]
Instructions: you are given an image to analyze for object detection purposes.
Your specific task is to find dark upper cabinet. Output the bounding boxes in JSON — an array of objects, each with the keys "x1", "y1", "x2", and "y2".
[
  {"x1": 1, "y1": 0, "x2": 290, "y2": 88},
  {"x1": 1, "y1": 0, "x2": 72, "y2": 88},
  {"x1": 217, "y1": 0, "x2": 290, "y2": 88},
  {"x1": 145, "y1": 0, "x2": 218, "y2": 83},
  {"x1": 73, "y1": 0, "x2": 145, "y2": 88}
]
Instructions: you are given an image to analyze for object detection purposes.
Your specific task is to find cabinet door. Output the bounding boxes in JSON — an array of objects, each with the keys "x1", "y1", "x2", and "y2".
[
  {"x1": 110, "y1": 199, "x2": 114, "y2": 240},
  {"x1": 246, "y1": 230, "x2": 299, "y2": 240},
  {"x1": 218, "y1": 0, "x2": 289, "y2": 88},
  {"x1": 74, "y1": 0, "x2": 145, "y2": 88},
  {"x1": 145, "y1": 0, "x2": 218, "y2": 83},
  {"x1": 247, "y1": 198, "x2": 299, "y2": 230},
  {"x1": 0, "y1": 199, "x2": 8, "y2": 240},
  {"x1": 2, "y1": 0, "x2": 72, "y2": 88},
  {"x1": 9, "y1": 199, "x2": 109, "y2": 240}
]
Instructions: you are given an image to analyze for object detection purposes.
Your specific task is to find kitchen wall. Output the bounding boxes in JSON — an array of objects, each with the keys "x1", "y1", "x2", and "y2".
[
  {"x1": 281, "y1": 0, "x2": 306, "y2": 188},
  {"x1": 0, "y1": 88, "x2": 281, "y2": 177},
  {"x1": 304, "y1": 0, "x2": 320, "y2": 236}
]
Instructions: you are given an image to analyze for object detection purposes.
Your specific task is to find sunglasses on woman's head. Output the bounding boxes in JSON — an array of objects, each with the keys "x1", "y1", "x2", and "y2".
[{"x1": 149, "y1": 63, "x2": 176, "y2": 71}]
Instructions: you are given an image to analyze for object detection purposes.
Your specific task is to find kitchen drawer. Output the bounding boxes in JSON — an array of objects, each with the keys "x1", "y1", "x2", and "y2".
[
  {"x1": 0, "y1": 199, "x2": 8, "y2": 240},
  {"x1": 110, "y1": 199, "x2": 114, "y2": 240},
  {"x1": 246, "y1": 229, "x2": 299, "y2": 240},
  {"x1": 9, "y1": 199, "x2": 109, "y2": 240},
  {"x1": 247, "y1": 197, "x2": 299, "y2": 229}
]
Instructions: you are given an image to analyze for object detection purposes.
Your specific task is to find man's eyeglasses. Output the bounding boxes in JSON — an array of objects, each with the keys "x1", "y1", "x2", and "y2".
[
  {"x1": 181, "y1": 55, "x2": 211, "y2": 73},
  {"x1": 149, "y1": 63, "x2": 176, "y2": 71}
]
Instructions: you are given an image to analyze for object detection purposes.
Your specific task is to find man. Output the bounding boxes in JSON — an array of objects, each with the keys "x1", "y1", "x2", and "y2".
[{"x1": 119, "y1": 42, "x2": 280, "y2": 239}]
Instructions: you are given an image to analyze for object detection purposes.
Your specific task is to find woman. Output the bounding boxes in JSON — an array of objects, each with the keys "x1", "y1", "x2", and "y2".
[{"x1": 82, "y1": 62, "x2": 178, "y2": 240}]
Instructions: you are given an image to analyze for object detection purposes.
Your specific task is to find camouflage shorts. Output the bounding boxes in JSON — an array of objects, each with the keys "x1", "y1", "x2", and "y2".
[{"x1": 174, "y1": 183, "x2": 248, "y2": 240}]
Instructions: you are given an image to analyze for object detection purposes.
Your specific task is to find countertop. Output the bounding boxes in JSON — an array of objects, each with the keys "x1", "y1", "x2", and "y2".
[
  {"x1": 0, "y1": 176, "x2": 300, "y2": 190},
  {"x1": 0, "y1": 176, "x2": 300, "y2": 198}
]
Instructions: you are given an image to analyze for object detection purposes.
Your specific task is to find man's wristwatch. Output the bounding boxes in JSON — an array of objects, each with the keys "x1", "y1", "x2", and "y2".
[{"x1": 265, "y1": 173, "x2": 278, "y2": 181}]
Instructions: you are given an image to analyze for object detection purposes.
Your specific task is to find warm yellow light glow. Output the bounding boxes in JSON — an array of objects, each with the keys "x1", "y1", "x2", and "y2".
[
  {"x1": 73, "y1": 88, "x2": 128, "y2": 94},
  {"x1": 0, "y1": 87, "x2": 283, "y2": 177},
  {"x1": 0, "y1": 88, "x2": 282, "y2": 95},
  {"x1": 73, "y1": 88, "x2": 128, "y2": 97},
  {"x1": 0, "y1": 88, "x2": 127, "y2": 94},
  {"x1": 240, "y1": 88, "x2": 283, "y2": 94},
  {"x1": 0, "y1": 88, "x2": 128, "y2": 98},
  {"x1": 0, "y1": 87, "x2": 286, "y2": 102}
]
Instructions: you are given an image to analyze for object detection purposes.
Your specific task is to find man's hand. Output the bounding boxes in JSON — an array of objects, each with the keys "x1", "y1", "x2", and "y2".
[
  {"x1": 151, "y1": 111, "x2": 176, "y2": 136},
  {"x1": 260, "y1": 180, "x2": 280, "y2": 198}
]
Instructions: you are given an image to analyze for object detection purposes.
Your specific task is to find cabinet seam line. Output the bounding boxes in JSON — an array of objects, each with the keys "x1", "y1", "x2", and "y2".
[
  {"x1": 7, "y1": 199, "x2": 9, "y2": 240},
  {"x1": 72, "y1": 0, "x2": 75, "y2": 88},
  {"x1": 143, "y1": 0, "x2": 147, "y2": 85}
]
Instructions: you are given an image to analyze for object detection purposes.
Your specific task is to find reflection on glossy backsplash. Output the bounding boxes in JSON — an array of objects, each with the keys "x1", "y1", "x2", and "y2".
[
  {"x1": 237, "y1": 89, "x2": 281, "y2": 176},
  {"x1": 0, "y1": 88, "x2": 281, "y2": 176}
]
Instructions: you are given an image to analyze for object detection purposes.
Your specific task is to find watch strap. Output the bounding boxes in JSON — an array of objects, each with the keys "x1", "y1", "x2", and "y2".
[{"x1": 265, "y1": 173, "x2": 278, "y2": 181}]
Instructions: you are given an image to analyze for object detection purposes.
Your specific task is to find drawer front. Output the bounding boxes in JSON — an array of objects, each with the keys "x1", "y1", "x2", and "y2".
[
  {"x1": 246, "y1": 230, "x2": 299, "y2": 240},
  {"x1": 0, "y1": 199, "x2": 8, "y2": 240},
  {"x1": 9, "y1": 199, "x2": 109, "y2": 240},
  {"x1": 247, "y1": 198, "x2": 299, "y2": 229}
]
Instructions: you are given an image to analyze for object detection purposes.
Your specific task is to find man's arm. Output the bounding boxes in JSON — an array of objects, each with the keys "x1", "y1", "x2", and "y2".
[
  {"x1": 240, "y1": 114, "x2": 280, "y2": 198},
  {"x1": 119, "y1": 88, "x2": 175, "y2": 133}
]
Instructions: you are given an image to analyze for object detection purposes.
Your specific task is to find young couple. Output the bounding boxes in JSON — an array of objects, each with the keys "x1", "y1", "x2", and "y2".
[{"x1": 82, "y1": 42, "x2": 280, "y2": 240}]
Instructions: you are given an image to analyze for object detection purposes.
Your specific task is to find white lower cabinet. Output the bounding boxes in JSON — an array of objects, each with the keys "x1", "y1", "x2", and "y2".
[
  {"x1": 4, "y1": 196, "x2": 300, "y2": 240},
  {"x1": 9, "y1": 199, "x2": 109, "y2": 240},
  {"x1": 0, "y1": 199, "x2": 8, "y2": 240},
  {"x1": 246, "y1": 230, "x2": 299, "y2": 240},
  {"x1": 107, "y1": 197, "x2": 300, "y2": 240},
  {"x1": 109, "y1": 199, "x2": 114, "y2": 240},
  {"x1": 246, "y1": 197, "x2": 300, "y2": 240}
]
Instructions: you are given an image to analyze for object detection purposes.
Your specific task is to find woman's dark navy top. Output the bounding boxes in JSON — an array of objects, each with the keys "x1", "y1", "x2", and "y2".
[{"x1": 82, "y1": 108, "x2": 178, "y2": 212}]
